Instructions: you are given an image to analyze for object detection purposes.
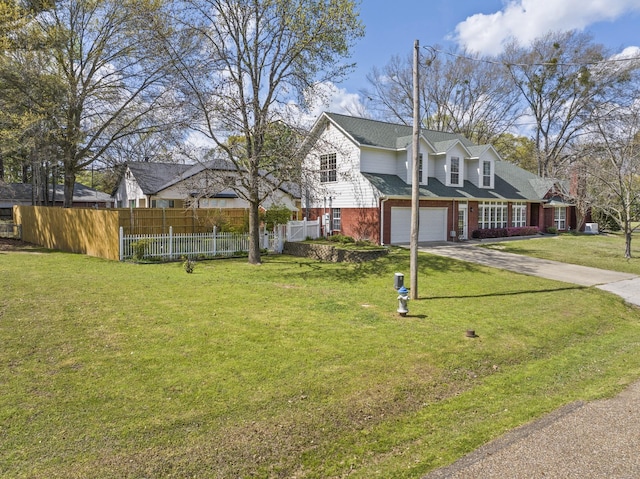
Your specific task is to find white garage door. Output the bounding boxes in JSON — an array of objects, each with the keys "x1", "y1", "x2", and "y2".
[{"x1": 390, "y1": 207, "x2": 448, "y2": 244}]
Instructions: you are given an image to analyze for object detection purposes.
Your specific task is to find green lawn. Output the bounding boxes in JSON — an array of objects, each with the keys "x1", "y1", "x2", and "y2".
[
  {"x1": 482, "y1": 233, "x2": 640, "y2": 274},
  {"x1": 2, "y1": 245, "x2": 640, "y2": 478}
]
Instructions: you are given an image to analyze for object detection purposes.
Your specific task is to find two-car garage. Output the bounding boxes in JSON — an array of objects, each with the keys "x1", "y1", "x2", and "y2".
[{"x1": 390, "y1": 207, "x2": 448, "y2": 244}]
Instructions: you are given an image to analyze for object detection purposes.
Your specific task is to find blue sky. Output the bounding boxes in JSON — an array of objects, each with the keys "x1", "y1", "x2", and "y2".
[{"x1": 321, "y1": 0, "x2": 640, "y2": 113}]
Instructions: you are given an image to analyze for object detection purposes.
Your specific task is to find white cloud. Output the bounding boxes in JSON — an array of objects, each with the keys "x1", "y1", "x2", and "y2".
[
  {"x1": 453, "y1": 0, "x2": 640, "y2": 55},
  {"x1": 283, "y1": 82, "x2": 368, "y2": 128}
]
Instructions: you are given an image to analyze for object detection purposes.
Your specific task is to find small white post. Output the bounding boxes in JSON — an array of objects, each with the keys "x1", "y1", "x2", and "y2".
[
  {"x1": 169, "y1": 226, "x2": 173, "y2": 260},
  {"x1": 119, "y1": 226, "x2": 124, "y2": 261}
]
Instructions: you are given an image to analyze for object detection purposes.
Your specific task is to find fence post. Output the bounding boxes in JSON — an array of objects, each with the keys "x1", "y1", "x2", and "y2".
[
  {"x1": 119, "y1": 226, "x2": 124, "y2": 261},
  {"x1": 213, "y1": 226, "x2": 217, "y2": 256},
  {"x1": 169, "y1": 226, "x2": 173, "y2": 260}
]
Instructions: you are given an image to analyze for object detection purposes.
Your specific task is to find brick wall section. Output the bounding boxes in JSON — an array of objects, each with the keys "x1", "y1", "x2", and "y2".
[{"x1": 283, "y1": 242, "x2": 388, "y2": 263}]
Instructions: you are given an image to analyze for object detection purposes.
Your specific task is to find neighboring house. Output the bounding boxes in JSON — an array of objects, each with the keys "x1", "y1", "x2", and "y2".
[
  {"x1": 112, "y1": 160, "x2": 300, "y2": 213},
  {"x1": 0, "y1": 182, "x2": 112, "y2": 219},
  {"x1": 302, "y1": 112, "x2": 579, "y2": 244}
]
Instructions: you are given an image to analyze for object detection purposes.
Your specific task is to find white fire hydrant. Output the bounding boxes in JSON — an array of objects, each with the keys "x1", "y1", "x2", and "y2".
[{"x1": 397, "y1": 286, "x2": 409, "y2": 317}]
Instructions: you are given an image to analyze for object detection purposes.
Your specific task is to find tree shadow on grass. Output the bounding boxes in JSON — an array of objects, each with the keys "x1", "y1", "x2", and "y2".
[
  {"x1": 269, "y1": 249, "x2": 483, "y2": 283},
  {"x1": 422, "y1": 285, "x2": 585, "y2": 301}
]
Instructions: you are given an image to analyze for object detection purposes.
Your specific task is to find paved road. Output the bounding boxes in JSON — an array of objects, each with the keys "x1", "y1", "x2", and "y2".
[{"x1": 413, "y1": 241, "x2": 640, "y2": 479}]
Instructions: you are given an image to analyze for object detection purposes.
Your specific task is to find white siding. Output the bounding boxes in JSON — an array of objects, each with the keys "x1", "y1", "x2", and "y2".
[
  {"x1": 466, "y1": 158, "x2": 480, "y2": 187},
  {"x1": 113, "y1": 167, "x2": 145, "y2": 207},
  {"x1": 361, "y1": 147, "x2": 397, "y2": 174},
  {"x1": 433, "y1": 155, "x2": 447, "y2": 184},
  {"x1": 304, "y1": 123, "x2": 380, "y2": 209}
]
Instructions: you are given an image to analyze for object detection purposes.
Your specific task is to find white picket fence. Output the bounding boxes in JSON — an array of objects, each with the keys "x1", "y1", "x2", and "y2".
[{"x1": 119, "y1": 225, "x2": 286, "y2": 261}]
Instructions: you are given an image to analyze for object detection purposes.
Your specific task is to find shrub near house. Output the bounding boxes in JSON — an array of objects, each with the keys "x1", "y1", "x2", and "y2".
[{"x1": 472, "y1": 226, "x2": 540, "y2": 239}]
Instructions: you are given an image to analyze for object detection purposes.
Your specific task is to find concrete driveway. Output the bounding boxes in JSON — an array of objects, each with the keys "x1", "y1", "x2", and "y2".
[
  {"x1": 417, "y1": 242, "x2": 640, "y2": 306},
  {"x1": 413, "y1": 241, "x2": 640, "y2": 478}
]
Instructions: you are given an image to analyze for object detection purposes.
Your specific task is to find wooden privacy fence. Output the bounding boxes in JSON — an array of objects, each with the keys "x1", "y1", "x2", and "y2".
[
  {"x1": 14, "y1": 205, "x2": 295, "y2": 261},
  {"x1": 119, "y1": 225, "x2": 286, "y2": 261},
  {"x1": 118, "y1": 208, "x2": 248, "y2": 235}
]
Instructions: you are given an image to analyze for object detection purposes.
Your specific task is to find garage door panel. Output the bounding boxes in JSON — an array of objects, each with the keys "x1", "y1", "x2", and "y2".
[{"x1": 390, "y1": 207, "x2": 447, "y2": 243}]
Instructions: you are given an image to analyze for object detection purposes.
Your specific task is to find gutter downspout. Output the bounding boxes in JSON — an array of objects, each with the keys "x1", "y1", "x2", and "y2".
[{"x1": 380, "y1": 197, "x2": 388, "y2": 245}]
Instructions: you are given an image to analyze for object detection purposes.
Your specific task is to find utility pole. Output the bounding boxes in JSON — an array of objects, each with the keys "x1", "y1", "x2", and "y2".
[{"x1": 410, "y1": 39, "x2": 420, "y2": 300}]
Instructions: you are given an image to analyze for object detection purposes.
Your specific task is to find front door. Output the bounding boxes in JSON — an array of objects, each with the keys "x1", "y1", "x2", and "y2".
[{"x1": 458, "y1": 205, "x2": 468, "y2": 240}]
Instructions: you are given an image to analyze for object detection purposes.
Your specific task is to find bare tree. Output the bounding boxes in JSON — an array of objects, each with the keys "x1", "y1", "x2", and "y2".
[
  {"x1": 578, "y1": 99, "x2": 640, "y2": 258},
  {"x1": 30, "y1": 0, "x2": 183, "y2": 206},
  {"x1": 166, "y1": 0, "x2": 364, "y2": 264},
  {"x1": 502, "y1": 30, "x2": 639, "y2": 178},
  {"x1": 364, "y1": 47, "x2": 521, "y2": 145}
]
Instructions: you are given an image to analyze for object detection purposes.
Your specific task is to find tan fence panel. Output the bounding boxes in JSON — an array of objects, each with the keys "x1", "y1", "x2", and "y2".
[
  {"x1": 117, "y1": 208, "x2": 248, "y2": 235},
  {"x1": 14, "y1": 206, "x2": 120, "y2": 260}
]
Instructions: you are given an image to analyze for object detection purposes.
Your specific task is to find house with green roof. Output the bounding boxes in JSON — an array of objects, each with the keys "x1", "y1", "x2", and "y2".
[{"x1": 302, "y1": 112, "x2": 577, "y2": 244}]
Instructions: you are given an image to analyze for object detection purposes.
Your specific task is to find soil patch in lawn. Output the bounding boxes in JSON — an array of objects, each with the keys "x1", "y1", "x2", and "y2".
[{"x1": 0, "y1": 237, "x2": 41, "y2": 252}]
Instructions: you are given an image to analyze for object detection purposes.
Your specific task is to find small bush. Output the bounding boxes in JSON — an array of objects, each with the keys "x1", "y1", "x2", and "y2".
[
  {"x1": 182, "y1": 257, "x2": 196, "y2": 273},
  {"x1": 546, "y1": 226, "x2": 557, "y2": 234},
  {"x1": 471, "y1": 226, "x2": 540, "y2": 239},
  {"x1": 327, "y1": 234, "x2": 355, "y2": 243},
  {"x1": 131, "y1": 239, "x2": 153, "y2": 261}
]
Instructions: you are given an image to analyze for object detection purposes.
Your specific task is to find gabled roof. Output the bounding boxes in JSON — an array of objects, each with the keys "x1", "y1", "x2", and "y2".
[
  {"x1": 324, "y1": 112, "x2": 476, "y2": 150},
  {"x1": 125, "y1": 162, "x2": 192, "y2": 195},
  {"x1": 362, "y1": 160, "x2": 547, "y2": 201},
  {"x1": 122, "y1": 160, "x2": 301, "y2": 199},
  {"x1": 0, "y1": 182, "x2": 111, "y2": 203}
]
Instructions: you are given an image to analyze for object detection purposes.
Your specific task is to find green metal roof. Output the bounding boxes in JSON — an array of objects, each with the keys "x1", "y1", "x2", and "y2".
[
  {"x1": 326, "y1": 112, "x2": 475, "y2": 150},
  {"x1": 323, "y1": 112, "x2": 555, "y2": 202},
  {"x1": 362, "y1": 160, "x2": 546, "y2": 201}
]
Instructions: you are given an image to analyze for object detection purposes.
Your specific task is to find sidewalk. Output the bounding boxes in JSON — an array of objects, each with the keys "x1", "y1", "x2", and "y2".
[{"x1": 414, "y1": 241, "x2": 640, "y2": 478}]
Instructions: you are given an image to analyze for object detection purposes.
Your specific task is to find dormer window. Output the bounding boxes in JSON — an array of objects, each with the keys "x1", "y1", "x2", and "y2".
[
  {"x1": 482, "y1": 161, "x2": 491, "y2": 187},
  {"x1": 481, "y1": 160, "x2": 494, "y2": 188},
  {"x1": 449, "y1": 156, "x2": 461, "y2": 186}
]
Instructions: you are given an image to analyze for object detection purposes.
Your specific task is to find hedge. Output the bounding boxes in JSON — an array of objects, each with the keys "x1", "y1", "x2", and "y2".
[{"x1": 471, "y1": 226, "x2": 540, "y2": 239}]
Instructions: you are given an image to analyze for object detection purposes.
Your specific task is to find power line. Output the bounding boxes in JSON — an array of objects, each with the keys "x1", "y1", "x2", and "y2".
[{"x1": 424, "y1": 45, "x2": 640, "y2": 68}]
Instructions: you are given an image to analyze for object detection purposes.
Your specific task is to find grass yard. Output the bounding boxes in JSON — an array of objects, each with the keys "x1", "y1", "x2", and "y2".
[
  {"x1": 2, "y1": 243, "x2": 640, "y2": 478},
  {"x1": 482, "y1": 233, "x2": 640, "y2": 274}
]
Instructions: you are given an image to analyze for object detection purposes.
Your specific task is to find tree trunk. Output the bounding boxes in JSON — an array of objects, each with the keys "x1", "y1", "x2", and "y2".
[
  {"x1": 247, "y1": 199, "x2": 262, "y2": 265},
  {"x1": 626, "y1": 230, "x2": 633, "y2": 259},
  {"x1": 63, "y1": 169, "x2": 75, "y2": 208}
]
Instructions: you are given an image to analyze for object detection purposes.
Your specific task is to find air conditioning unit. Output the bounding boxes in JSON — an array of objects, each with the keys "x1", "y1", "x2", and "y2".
[{"x1": 584, "y1": 223, "x2": 599, "y2": 234}]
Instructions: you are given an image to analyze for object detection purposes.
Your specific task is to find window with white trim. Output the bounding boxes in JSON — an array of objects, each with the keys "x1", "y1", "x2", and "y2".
[
  {"x1": 320, "y1": 153, "x2": 337, "y2": 183},
  {"x1": 450, "y1": 156, "x2": 460, "y2": 185},
  {"x1": 482, "y1": 160, "x2": 492, "y2": 187},
  {"x1": 512, "y1": 202, "x2": 527, "y2": 227},
  {"x1": 418, "y1": 153, "x2": 423, "y2": 183},
  {"x1": 554, "y1": 207, "x2": 566, "y2": 230},
  {"x1": 332, "y1": 208, "x2": 341, "y2": 232},
  {"x1": 479, "y1": 201, "x2": 508, "y2": 229},
  {"x1": 152, "y1": 199, "x2": 175, "y2": 208}
]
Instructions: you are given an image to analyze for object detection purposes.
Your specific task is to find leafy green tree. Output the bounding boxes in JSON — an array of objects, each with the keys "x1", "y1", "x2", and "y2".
[
  {"x1": 492, "y1": 133, "x2": 537, "y2": 173},
  {"x1": 168, "y1": 0, "x2": 364, "y2": 264}
]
